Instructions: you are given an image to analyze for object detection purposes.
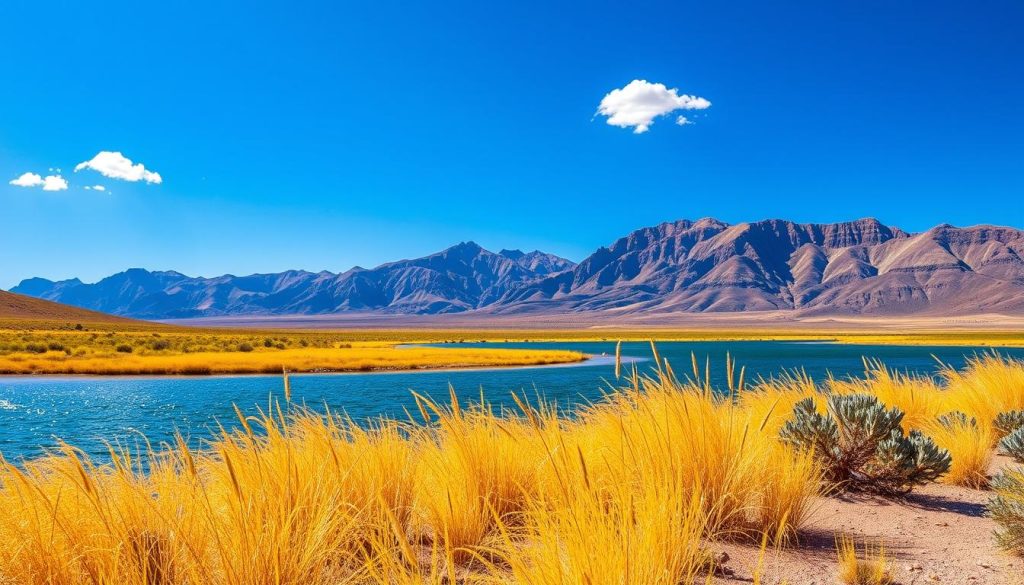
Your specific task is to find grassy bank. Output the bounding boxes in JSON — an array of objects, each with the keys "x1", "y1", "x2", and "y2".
[
  {"x1": 5, "y1": 322, "x2": 1024, "y2": 375},
  {"x1": 0, "y1": 327, "x2": 585, "y2": 375},
  {"x1": 2, "y1": 352, "x2": 1024, "y2": 583}
]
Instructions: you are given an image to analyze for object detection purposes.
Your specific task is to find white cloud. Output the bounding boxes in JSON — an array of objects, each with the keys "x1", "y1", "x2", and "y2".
[
  {"x1": 597, "y1": 79, "x2": 711, "y2": 133},
  {"x1": 10, "y1": 172, "x2": 44, "y2": 187},
  {"x1": 42, "y1": 175, "x2": 68, "y2": 191},
  {"x1": 9, "y1": 172, "x2": 68, "y2": 191},
  {"x1": 74, "y1": 151, "x2": 162, "y2": 184},
  {"x1": 676, "y1": 115, "x2": 692, "y2": 126},
  {"x1": 84, "y1": 185, "x2": 107, "y2": 191}
]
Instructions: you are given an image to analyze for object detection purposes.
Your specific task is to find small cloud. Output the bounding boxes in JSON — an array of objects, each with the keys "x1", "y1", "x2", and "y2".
[
  {"x1": 42, "y1": 175, "x2": 69, "y2": 191},
  {"x1": 597, "y1": 79, "x2": 711, "y2": 133},
  {"x1": 84, "y1": 185, "x2": 107, "y2": 191},
  {"x1": 74, "y1": 151, "x2": 162, "y2": 184},
  {"x1": 9, "y1": 172, "x2": 68, "y2": 191},
  {"x1": 10, "y1": 172, "x2": 44, "y2": 187}
]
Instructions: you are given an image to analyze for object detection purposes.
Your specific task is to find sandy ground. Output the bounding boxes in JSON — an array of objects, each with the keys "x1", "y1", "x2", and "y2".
[
  {"x1": 162, "y1": 311, "x2": 1024, "y2": 332},
  {"x1": 707, "y1": 456, "x2": 1021, "y2": 585}
]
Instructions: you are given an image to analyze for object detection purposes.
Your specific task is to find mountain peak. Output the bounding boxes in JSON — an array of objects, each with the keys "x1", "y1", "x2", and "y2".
[
  {"x1": 499, "y1": 249, "x2": 525, "y2": 260},
  {"x1": 692, "y1": 217, "x2": 729, "y2": 229},
  {"x1": 447, "y1": 241, "x2": 484, "y2": 252}
]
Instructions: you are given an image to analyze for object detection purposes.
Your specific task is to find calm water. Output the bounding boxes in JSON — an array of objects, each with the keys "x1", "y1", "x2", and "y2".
[{"x1": 2, "y1": 341, "x2": 1022, "y2": 461}]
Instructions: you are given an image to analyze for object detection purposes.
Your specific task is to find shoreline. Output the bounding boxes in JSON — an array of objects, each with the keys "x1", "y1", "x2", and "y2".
[
  {"x1": 4, "y1": 333, "x2": 1024, "y2": 378},
  {"x1": 0, "y1": 352, "x2": 616, "y2": 381}
]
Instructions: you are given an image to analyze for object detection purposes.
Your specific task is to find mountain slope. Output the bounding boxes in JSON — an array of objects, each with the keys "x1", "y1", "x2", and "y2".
[
  {"x1": 12, "y1": 218, "x2": 1024, "y2": 319},
  {"x1": 494, "y1": 218, "x2": 1024, "y2": 316},
  {"x1": 0, "y1": 290, "x2": 137, "y2": 324}
]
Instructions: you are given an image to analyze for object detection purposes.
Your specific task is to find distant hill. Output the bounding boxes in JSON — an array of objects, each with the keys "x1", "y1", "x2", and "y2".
[
  {"x1": 12, "y1": 245, "x2": 576, "y2": 319},
  {"x1": 13, "y1": 218, "x2": 1024, "y2": 318},
  {"x1": 0, "y1": 289, "x2": 136, "y2": 325}
]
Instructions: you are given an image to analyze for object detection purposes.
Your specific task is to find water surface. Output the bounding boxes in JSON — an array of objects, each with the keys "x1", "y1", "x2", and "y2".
[{"x1": 2, "y1": 340, "x2": 1021, "y2": 461}]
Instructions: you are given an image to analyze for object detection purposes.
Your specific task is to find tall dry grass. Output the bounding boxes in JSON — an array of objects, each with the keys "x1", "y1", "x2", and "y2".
[
  {"x1": 941, "y1": 353, "x2": 1024, "y2": 437},
  {"x1": 835, "y1": 535, "x2": 892, "y2": 585},
  {"x1": 0, "y1": 359, "x2": 821, "y2": 584}
]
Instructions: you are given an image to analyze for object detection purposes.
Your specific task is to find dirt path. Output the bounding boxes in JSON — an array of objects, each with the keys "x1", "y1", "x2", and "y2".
[{"x1": 709, "y1": 457, "x2": 1022, "y2": 584}]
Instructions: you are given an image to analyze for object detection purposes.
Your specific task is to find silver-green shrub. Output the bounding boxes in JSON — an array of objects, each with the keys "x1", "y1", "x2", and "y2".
[
  {"x1": 995, "y1": 410, "x2": 1024, "y2": 439},
  {"x1": 991, "y1": 468, "x2": 1024, "y2": 554},
  {"x1": 1001, "y1": 427, "x2": 1024, "y2": 464},
  {"x1": 780, "y1": 394, "x2": 950, "y2": 495}
]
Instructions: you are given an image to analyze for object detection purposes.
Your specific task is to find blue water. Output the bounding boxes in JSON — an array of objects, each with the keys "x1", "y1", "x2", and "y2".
[{"x1": 1, "y1": 341, "x2": 1022, "y2": 461}]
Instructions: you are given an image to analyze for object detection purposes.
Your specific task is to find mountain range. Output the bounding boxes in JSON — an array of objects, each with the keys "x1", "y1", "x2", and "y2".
[{"x1": 12, "y1": 218, "x2": 1024, "y2": 319}]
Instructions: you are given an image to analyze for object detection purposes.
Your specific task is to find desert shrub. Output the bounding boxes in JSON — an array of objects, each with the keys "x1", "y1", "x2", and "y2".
[
  {"x1": 780, "y1": 394, "x2": 950, "y2": 495},
  {"x1": 237, "y1": 343, "x2": 254, "y2": 353},
  {"x1": 937, "y1": 411, "x2": 975, "y2": 428},
  {"x1": 996, "y1": 410, "x2": 1024, "y2": 439},
  {"x1": 115, "y1": 344, "x2": 133, "y2": 353},
  {"x1": 264, "y1": 338, "x2": 274, "y2": 348},
  {"x1": 149, "y1": 339, "x2": 171, "y2": 351},
  {"x1": 1002, "y1": 427, "x2": 1024, "y2": 463},
  {"x1": 991, "y1": 467, "x2": 1024, "y2": 554},
  {"x1": 47, "y1": 342, "x2": 65, "y2": 352},
  {"x1": 24, "y1": 343, "x2": 47, "y2": 354}
]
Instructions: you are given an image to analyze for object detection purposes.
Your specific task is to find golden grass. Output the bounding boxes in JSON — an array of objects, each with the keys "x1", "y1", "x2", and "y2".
[
  {"x1": 0, "y1": 363, "x2": 822, "y2": 584},
  {"x1": 6, "y1": 319, "x2": 1024, "y2": 376},
  {"x1": 836, "y1": 535, "x2": 892, "y2": 585},
  {"x1": 941, "y1": 353, "x2": 1024, "y2": 436},
  {"x1": 925, "y1": 415, "x2": 994, "y2": 489},
  {"x1": 0, "y1": 345, "x2": 584, "y2": 375}
]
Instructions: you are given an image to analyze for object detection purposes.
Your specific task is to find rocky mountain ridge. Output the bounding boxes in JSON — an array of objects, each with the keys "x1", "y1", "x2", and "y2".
[{"x1": 13, "y1": 218, "x2": 1024, "y2": 318}]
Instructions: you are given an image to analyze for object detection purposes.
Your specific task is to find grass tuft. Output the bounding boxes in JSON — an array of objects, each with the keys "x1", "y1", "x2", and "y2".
[{"x1": 836, "y1": 535, "x2": 892, "y2": 585}]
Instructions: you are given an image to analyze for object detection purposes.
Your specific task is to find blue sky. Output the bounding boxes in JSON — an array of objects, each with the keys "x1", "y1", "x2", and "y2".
[{"x1": 2, "y1": 0, "x2": 1022, "y2": 288}]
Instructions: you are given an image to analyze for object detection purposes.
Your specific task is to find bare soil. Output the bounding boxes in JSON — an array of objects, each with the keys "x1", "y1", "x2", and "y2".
[{"x1": 708, "y1": 456, "x2": 1021, "y2": 585}]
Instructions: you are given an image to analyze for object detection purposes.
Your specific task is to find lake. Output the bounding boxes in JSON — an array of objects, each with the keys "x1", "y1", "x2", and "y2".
[{"x1": 2, "y1": 340, "x2": 1022, "y2": 461}]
